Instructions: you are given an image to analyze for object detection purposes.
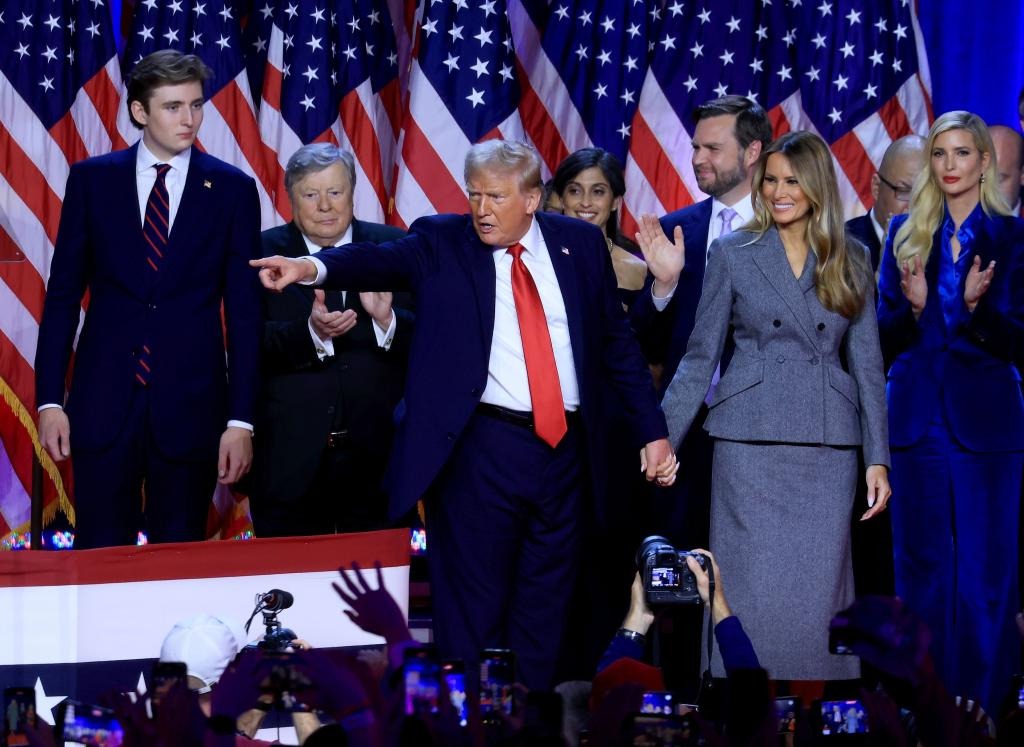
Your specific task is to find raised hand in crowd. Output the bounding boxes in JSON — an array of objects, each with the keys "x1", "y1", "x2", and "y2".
[
  {"x1": 333, "y1": 561, "x2": 411, "y2": 646},
  {"x1": 310, "y1": 288, "x2": 358, "y2": 341},
  {"x1": 635, "y1": 213, "x2": 686, "y2": 297}
]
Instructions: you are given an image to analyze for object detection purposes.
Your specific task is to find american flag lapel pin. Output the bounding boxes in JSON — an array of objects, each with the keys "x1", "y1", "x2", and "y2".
[
  {"x1": 561, "y1": 246, "x2": 570, "y2": 255},
  {"x1": 203, "y1": 179, "x2": 212, "y2": 189}
]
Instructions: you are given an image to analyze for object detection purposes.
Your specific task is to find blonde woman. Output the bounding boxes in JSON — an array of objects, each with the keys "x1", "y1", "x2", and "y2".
[
  {"x1": 878, "y1": 111, "x2": 1024, "y2": 711},
  {"x1": 638, "y1": 130, "x2": 891, "y2": 682}
]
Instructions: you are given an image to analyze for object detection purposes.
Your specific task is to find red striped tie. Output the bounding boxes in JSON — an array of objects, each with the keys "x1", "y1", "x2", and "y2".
[
  {"x1": 136, "y1": 164, "x2": 171, "y2": 386},
  {"x1": 507, "y1": 243, "x2": 567, "y2": 448}
]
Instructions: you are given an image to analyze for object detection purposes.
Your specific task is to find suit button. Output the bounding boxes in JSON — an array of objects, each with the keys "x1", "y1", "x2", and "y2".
[
  {"x1": 447, "y1": 432, "x2": 456, "y2": 441},
  {"x1": 817, "y1": 322, "x2": 825, "y2": 331},
  {"x1": 327, "y1": 406, "x2": 335, "y2": 414},
  {"x1": 776, "y1": 355, "x2": 785, "y2": 363},
  {"x1": 810, "y1": 357, "x2": 819, "y2": 365},
  {"x1": 148, "y1": 304, "x2": 157, "y2": 310},
  {"x1": 773, "y1": 319, "x2": 781, "y2": 328}
]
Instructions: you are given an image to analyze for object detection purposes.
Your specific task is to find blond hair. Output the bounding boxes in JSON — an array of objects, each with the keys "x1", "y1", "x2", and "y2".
[
  {"x1": 748, "y1": 131, "x2": 868, "y2": 318},
  {"x1": 893, "y1": 111, "x2": 1010, "y2": 266}
]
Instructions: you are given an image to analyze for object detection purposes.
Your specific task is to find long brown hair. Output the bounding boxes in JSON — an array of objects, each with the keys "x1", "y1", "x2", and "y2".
[{"x1": 748, "y1": 131, "x2": 868, "y2": 318}]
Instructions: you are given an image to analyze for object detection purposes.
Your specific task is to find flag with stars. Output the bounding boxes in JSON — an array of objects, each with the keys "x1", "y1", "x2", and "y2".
[
  {"x1": 0, "y1": 0, "x2": 131, "y2": 544},
  {"x1": 511, "y1": 0, "x2": 651, "y2": 177},
  {"x1": 124, "y1": 0, "x2": 279, "y2": 229},
  {"x1": 256, "y1": 0, "x2": 403, "y2": 223},
  {"x1": 622, "y1": 0, "x2": 931, "y2": 234},
  {"x1": 392, "y1": 0, "x2": 525, "y2": 228}
]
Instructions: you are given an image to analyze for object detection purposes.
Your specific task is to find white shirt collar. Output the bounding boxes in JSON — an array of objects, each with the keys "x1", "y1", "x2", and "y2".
[
  {"x1": 711, "y1": 194, "x2": 755, "y2": 226},
  {"x1": 136, "y1": 139, "x2": 191, "y2": 175},
  {"x1": 868, "y1": 208, "x2": 886, "y2": 245},
  {"x1": 301, "y1": 221, "x2": 353, "y2": 254},
  {"x1": 496, "y1": 216, "x2": 544, "y2": 258}
]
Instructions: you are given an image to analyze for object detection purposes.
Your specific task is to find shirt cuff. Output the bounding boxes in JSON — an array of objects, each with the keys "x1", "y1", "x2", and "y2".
[
  {"x1": 38, "y1": 403, "x2": 63, "y2": 412},
  {"x1": 651, "y1": 283, "x2": 676, "y2": 311},
  {"x1": 308, "y1": 318, "x2": 335, "y2": 360},
  {"x1": 227, "y1": 420, "x2": 253, "y2": 433},
  {"x1": 373, "y1": 312, "x2": 397, "y2": 350},
  {"x1": 300, "y1": 256, "x2": 326, "y2": 285}
]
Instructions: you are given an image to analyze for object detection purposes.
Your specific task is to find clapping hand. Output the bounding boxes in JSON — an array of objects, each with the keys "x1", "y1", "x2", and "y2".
[
  {"x1": 310, "y1": 289, "x2": 358, "y2": 341},
  {"x1": 899, "y1": 256, "x2": 928, "y2": 317},
  {"x1": 963, "y1": 255, "x2": 995, "y2": 312}
]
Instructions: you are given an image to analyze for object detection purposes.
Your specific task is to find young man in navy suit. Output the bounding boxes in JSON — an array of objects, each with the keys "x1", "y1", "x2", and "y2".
[
  {"x1": 35, "y1": 50, "x2": 262, "y2": 548},
  {"x1": 253, "y1": 140, "x2": 676, "y2": 690}
]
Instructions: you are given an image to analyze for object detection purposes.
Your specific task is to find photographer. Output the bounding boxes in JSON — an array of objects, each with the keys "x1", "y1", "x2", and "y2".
[
  {"x1": 598, "y1": 548, "x2": 758, "y2": 676},
  {"x1": 592, "y1": 548, "x2": 776, "y2": 747}
]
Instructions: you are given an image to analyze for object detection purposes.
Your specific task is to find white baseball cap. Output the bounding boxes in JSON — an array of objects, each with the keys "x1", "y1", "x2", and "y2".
[{"x1": 159, "y1": 613, "x2": 246, "y2": 694}]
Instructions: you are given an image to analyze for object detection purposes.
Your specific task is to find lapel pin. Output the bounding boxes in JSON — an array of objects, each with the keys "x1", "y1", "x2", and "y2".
[
  {"x1": 203, "y1": 180, "x2": 212, "y2": 189},
  {"x1": 561, "y1": 246, "x2": 570, "y2": 255}
]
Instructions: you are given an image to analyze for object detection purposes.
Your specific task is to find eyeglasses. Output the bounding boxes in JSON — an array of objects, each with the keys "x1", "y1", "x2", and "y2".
[{"x1": 877, "y1": 173, "x2": 912, "y2": 202}]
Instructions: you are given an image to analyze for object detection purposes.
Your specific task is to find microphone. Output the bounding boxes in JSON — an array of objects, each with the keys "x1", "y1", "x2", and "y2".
[{"x1": 260, "y1": 589, "x2": 294, "y2": 612}]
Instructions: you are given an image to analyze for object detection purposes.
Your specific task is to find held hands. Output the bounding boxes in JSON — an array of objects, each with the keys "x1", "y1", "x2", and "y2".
[
  {"x1": 39, "y1": 407, "x2": 71, "y2": 462},
  {"x1": 310, "y1": 289, "x2": 358, "y2": 341},
  {"x1": 218, "y1": 426, "x2": 252, "y2": 485},
  {"x1": 635, "y1": 214, "x2": 685, "y2": 297},
  {"x1": 861, "y1": 464, "x2": 892, "y2": 521},
  {"x1": 963, "y1": 255, "x2": 995, "y2": 312},
  {"x1": 250, "y1": 255, "x2": 317, "y2": 291},
  {"x1": 640, "y1": 438, "x2": 678, "y2": 486},
  {"x1": 899, "y1": 256, "x2": 927, "y2": 317}
]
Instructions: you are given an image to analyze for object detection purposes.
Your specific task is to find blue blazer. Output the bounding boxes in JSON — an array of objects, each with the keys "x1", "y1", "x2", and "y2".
[
  {"x1": 35, "y1": 144, "x2": 263, "y2": 460},
  {"x1": 629, "y1": 199, "x2": 714, "y2": 394},
  {"x1": 877, "y1": 212, "x2": 1024, "y2": 451},
  {"x1": 310, "y1": 212, "x2": 668, "y2": 519}
]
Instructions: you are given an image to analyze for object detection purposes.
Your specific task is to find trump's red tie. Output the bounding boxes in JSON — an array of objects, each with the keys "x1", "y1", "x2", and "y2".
[{"x1": 507, "y1": 243, "x2": 567, "y2": 448}]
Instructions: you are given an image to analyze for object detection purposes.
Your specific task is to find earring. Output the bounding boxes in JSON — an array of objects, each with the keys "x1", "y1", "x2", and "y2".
[{"x1": 981, "y1": 173, "x2": 986, "y2": 183}]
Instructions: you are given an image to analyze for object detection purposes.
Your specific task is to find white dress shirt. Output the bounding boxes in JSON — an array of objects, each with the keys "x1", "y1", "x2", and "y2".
[
  {"x1": 480, "y1": 217, "x2": 580, "y2": 412},
  {"x1": 302, "y1": 225, "x2": 397, "y2": 359}
]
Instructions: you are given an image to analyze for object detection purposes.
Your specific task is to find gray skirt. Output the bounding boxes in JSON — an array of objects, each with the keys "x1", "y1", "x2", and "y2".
[{"x1": 707, "y1": 439, "x2": 859, "y2": 681}]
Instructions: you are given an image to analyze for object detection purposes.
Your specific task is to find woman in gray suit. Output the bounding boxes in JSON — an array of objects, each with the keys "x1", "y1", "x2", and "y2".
[{"x1": 638, "y1": 130, "x2": 891, "y2": 682}]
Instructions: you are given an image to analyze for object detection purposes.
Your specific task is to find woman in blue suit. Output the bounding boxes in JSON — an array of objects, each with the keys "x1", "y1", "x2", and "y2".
[{"x1": 878, "y1": 111, "x2": 1024, "y2": 711}]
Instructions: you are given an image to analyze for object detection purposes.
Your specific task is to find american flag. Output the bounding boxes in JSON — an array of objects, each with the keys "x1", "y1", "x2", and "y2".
[
  {"x1": 123, "y1": 0, "x2": 278, "y2": 229},
  {"x1": 392, "y1": 0, "x2": 525, "y2": 227},
  {"x1": 512, "y1": 0, "x2": 650, "y2": 176},
  {"x1": 622, "y1": 0, "x2": 932, "y2": 234},
  {"x1": 0, "y1": 0, "x2": 128, "y2": 541},
  {"x1": 256, "y1": 0, "x2": 403, "y2": 223}
]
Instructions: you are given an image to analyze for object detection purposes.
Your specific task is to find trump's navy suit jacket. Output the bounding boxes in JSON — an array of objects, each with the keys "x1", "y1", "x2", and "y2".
[
  {"x1": 35, "y1": 144, "x2": 263, "y2": 460},
  {"x1": 877, "y1": 212, "x2": 1024, "y2": 451},
  {"x1": 630, "y1": 199, "x2": 714, "y2": 394},
  {"x1": 310, "y1": 211, "x2": 668, "y2": 520}
]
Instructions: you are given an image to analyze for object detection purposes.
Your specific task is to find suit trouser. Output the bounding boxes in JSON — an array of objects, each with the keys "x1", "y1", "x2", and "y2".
[
  {"x1": 71, "y1": 387, "x2": 216, "y2": 549},
  {"x1": 425, "y1": 410, "x2": 583, "y2": 692},
  {"x1": 890, "y1": 419, "x2": 1022, "y2": 712}
]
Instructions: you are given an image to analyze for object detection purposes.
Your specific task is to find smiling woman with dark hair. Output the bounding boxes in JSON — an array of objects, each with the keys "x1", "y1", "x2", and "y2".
[{"x1": 553, "y1": 148, "x2": 647, "y2": 308}]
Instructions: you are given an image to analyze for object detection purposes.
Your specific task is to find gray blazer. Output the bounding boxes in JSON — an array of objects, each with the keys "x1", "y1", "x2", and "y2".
[{"x1": 661, "y1": 226, "x2": 890, "y2": 468}]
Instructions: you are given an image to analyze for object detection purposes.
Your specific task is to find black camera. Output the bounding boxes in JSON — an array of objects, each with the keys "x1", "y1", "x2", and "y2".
[{"x1": 636, "y1": 536, "x2": 707, "y2": 606}]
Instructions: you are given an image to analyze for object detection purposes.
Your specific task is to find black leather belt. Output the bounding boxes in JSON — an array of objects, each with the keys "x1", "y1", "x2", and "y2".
[
  {"x1": 476, "y1": 403, "x2": 579, "y2": 429},
  {"x1": 327, "y1": 430, "x2": 350, "y2": 448}
]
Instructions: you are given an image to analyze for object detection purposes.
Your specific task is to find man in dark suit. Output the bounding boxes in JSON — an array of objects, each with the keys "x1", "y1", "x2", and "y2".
[
  {"x1": 990, "y1": 125, "x2": 1024, "y2": 216},
  {"x1": 253, "y1": 140, "x2": 675, "y2": 690},
  {"x1": 250, "y1": 144, "x2": 412, "y2": 537},
  {"x1": 846, "y1": 135, "x2": 926, "y2": 271},
  {"x1": 35, "y1": 50, "x2": 262, "y2": 549},
  {"x1": 630, "y1": 96, "x2": 772, "y2": 554}
]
